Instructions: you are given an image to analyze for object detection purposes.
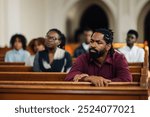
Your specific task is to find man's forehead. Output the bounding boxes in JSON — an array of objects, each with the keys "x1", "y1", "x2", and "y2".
[
  {"x1": 127, "y1": 34, "x2": 137, "y2": 38},
  {"x1": 92, "y1": 32, "x2": 104, "y2": 40},
  {"x1": 84, "y1": 30, "x2": 93, "y2": 33},
  {"x1": 127, "y1": 34, "x2": 136, "y2": 36}
]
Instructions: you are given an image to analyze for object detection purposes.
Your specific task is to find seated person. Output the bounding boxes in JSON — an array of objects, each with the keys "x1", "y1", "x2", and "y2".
[
  {"x1": 25, "y1": 37, "x2": 45, "y2": 66},
  {"x1": 5, "y1": 34, "x2": 30, "y2": 62},
  {"x1": 65, "y1": 28, "x2": 132, "y2": 86},
  {"x1": 118, "y1": 30, "x2": 144, "y2": 62},
  {"x1": 33, "y1": 28, "x2": 72, "y2": 72},
  {"x1": 74, "y1": 28, "x2": 93, "y2": 57}
]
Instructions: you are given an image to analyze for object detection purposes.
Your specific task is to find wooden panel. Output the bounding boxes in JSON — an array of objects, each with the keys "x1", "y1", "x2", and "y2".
[
  {"x1": 113, "y1": 43, "x2": 145, "y2": 49},
  {"x1": 128, "y1": 62, "x2": 143, "y2": 67},
  {"x1": 0, "y1": 72, "x2": 140, "y2": 82},
  {"x1": 0, "y1": 81, "x2": 148, "y2": 100},
  {"x1": 0, "y1": 62, "x2": 25, "y2": 65},
  {"x1": 0, "y1": 72, "x2": 67, "y2": 81},
  {"x1": 129, "y1": 66, "x2": 141, "y2": 73},
  {"x1": 0, "y1": 66, "x2": 32, "y2": 72}
]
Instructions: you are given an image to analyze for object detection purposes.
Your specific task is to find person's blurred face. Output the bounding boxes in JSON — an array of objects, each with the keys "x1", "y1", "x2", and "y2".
[
  {"x1": 89, "y1": 32, "x2": 111, "y2": 59},
  {"x1": 34, "y1": 41, "x2": 45, "y2": 53},
  {"x1": 84, "y1": 30, "x2": 93, "y2": 44},
  {"x1": 14, "y1": 38, "x2": 23, "y2": 50},
  {"x1": 45, "y1": 31, "x2": 61, "y2": 49},
  {"x1": 126, "y1": 34, "x2": 137, "y2": 47}
]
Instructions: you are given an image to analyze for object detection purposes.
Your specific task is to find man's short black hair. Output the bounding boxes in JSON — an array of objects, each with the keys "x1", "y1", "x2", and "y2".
[
  {"x1": 10, "y1": 34, "x2": 27, "y2": 50},
  {"x1": 94, "y1": 28, "x2": 113, "y2": 44},
  {"x1": 127, "y1": 29, "x2": 138, "y2": 38},
  {"x1": 83, "y1": 27, "x2": 93, "y2": 32}
]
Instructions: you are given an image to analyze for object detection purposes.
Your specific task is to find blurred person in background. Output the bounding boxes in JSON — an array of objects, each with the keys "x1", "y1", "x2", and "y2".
[
  {"x1": 25, "y1": 37, "x2": 45, "y2": 66},
  {"x1": 5, "y1": 34, "x2": 30, "y2": 62},
  {"x1": 74, "y1": 28, "x2": 93, "y2": 57},
  {"x1": 119, "y1": 29, "x2": 144, "y2": 62}
]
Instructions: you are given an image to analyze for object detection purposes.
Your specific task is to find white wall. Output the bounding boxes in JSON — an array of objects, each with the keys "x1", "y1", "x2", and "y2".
[
  {"x1": 20, "y1": 0, "x2": 46, "y2": 41},
  {"x1": 0, "y1": 0, "x2": 149, "y2": 47}
]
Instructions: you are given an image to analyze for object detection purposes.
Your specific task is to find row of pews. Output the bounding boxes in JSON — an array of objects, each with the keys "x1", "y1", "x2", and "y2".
[{"x1": 0, "y1": 44, "x2": 149, "y2": 100}]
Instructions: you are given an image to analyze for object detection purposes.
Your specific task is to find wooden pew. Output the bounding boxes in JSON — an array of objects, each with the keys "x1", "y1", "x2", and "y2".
[
  {"x1": 0, "y1": 45, "x2": 148, "y2": 100},
  {"x1": 0, "y1": 72, "x2": 141, "y2": 82},
  {"x1": 112, "y1": 43, "x2": 145, "y2": 49},
  {"x1": 0, "y1": 72, "x2": 66, "y2": 81},
  {"x1": 0, "y1": 65, "x2": 141, "y2": 73},
  {"x1": 0, "y1": 62, "x2": 25, "y2": 66},
  {"x1": 0, "y1": 47, "x2": 10, "y2": 62},
  {"x1": 0, "y1": 66, "x2": 32, "y2": 72},
  {"x1": 0, "y1": 46, "x2": 148, "y2": 83},
  {"x1": 0, "y1": 55, "x2": 4, "y2": 62},
  {"x1": 0, "y1": 81, "x2": 148, "y2": 100}
]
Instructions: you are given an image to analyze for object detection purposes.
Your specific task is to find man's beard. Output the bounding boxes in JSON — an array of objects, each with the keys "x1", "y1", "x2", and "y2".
[{"x1": 89, "y1": 48, "x2": 106, "y2": 59}]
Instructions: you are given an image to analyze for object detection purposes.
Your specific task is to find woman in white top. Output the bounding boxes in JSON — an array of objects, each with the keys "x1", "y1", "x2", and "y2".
[{"x1": 25, "y1": 37, "x2": 45, "y2": 66}]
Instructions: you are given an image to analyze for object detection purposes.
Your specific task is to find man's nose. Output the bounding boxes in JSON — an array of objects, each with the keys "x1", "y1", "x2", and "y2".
[{"x1": 91, "y1": 42, "x2": 97, "y2": 48}]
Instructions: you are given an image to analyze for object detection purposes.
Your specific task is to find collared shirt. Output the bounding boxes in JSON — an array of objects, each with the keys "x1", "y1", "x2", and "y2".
[
  {"x1": 74, "y1": 43, "x2": 89, "y2": 57},
  {"x1": 82, "y1": 42, "x2": 89, "y2": 52},
  {"x1": 65, "y1": 50, "x2": 132, "y2": 82},
  {"x1": 118, "y1": 46, "x2": 144, "y2": 62},
  {"x1": 33, "y1": 47, "x2": 72, "y2": 72},
  {"x1": 5, "y1": 49, "x2": 30, "y2": 62}
]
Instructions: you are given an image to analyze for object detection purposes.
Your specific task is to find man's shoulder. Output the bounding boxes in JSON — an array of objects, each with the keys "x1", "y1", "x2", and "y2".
[
  {"x1": 134, "y1": 46, "x2": 144, "y2": 52},
  {"x1": 113, "y1": 49, "x2": 125, "y2": 59},
  {"x1": 75, "y1": 44, "x2": 84, "y2": 51},
  {"x1": 118, "y1": 46, "x2": 127, "y2": 51},
  {"x1": 5, "y1": 49, "x2": 14, "y2": 55},
  {"x1": 76, "y1": 53, "x2": 90, "y2": 62}
]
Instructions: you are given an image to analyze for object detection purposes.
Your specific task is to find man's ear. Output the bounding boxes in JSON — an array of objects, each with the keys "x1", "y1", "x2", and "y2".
[{"x1": 106, "y1": 44, "x2": 111, "y2": 51}]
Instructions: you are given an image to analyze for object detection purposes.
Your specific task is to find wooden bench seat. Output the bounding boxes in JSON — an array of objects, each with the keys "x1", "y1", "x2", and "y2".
[
  {"x1": 0, "y1": 81, "x2": 148, "y2": 100},
  {"x1": 0, "y1": 65, "x2": 141, "y2": 73},
  {"x1": 0, "y1": 72, "x2": 141, "y2": 82},
  {"x1": 0, "y1": 66, "x2": 33, "y2": 72},
  {"x1": 0, "y1": 62, "x2": 25, "y2": 66},
  {"x1": 0, "y1": 72, "x2": 66, "y2": 81}
]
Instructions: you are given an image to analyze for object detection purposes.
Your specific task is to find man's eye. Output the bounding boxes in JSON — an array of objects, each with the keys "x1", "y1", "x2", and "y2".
[
  {"x1": 90, "y1": 40, "x2": 94, "y2": 43},
  {"x1": 97, "y1": 42, "x2": 103, "y2": 44}
]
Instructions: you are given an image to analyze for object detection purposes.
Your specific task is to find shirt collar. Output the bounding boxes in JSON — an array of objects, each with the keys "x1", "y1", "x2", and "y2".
[
  {"x1": 13, "y1": 49, "x2": 24, "y2": 54},
  {"x1": 82, "y1": 42, "x2": 89, "y2": 51},
  {"x1": 126, "y1": 45, "x2": 136, "y2": 51},
  {"x1": 89, "y1": 52, "x2": 113, "y2": 66}
]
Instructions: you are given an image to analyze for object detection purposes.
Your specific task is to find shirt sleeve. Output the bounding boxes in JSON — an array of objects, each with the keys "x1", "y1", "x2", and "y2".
[
  {"x1": 33, "y1": 52, "x2": 41, "y2": 72},
  {"x1": 112, "y1": 54, "x2": 132, "y2": 82},
  {"x1": 138, "y1": 48, "x2": 145, "y2": 62},
  {"x1": 65, "y1": 55, "x2": 85, "y2": 81}
]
